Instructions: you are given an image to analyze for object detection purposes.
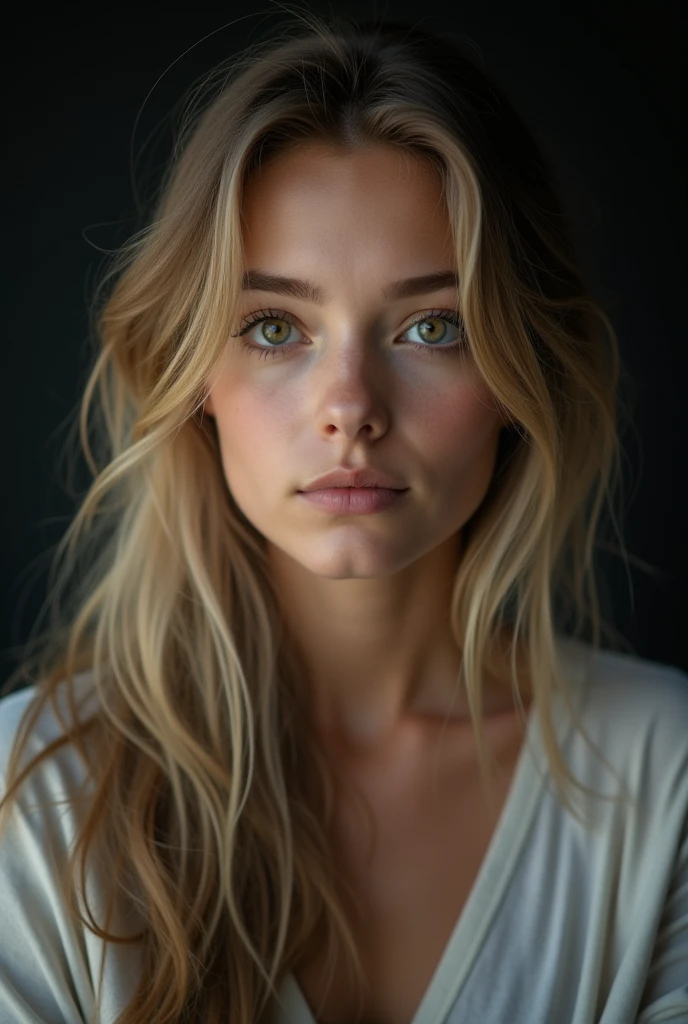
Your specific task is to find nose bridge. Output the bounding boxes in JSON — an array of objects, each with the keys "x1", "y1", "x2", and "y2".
[{"x1": 313, "y1": 309, "x2": 387, "y2": 385}]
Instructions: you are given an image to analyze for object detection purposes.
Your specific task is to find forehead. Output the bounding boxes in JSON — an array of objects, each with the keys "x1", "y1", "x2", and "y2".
[{"x1": 239, "y1": 143, "x2": 453, "y2": 269}]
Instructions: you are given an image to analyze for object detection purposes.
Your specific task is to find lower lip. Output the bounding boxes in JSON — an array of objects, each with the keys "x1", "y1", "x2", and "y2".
[{"x1": 297, "y1": 487, "x2": 409, "y2": 514}]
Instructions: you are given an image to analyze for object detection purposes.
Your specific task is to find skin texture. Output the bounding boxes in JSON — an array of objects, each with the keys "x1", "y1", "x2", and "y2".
[{"x1": 204, "y1": 142, "x2": 525, "y2": 758}]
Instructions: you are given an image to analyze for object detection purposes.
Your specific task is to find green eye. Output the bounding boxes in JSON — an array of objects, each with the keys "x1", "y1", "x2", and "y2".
[{"x1": 232, "y1": 308, "x2": 468, "y2": 361}]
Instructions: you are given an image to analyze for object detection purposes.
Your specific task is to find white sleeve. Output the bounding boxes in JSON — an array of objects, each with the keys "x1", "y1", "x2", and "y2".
[
  {"x1": 635, "y1": 765, "x2": 688, "y2": 1022},
  {"x1": 0, "y1": 688, "x2": 96, "y2": 1024}
]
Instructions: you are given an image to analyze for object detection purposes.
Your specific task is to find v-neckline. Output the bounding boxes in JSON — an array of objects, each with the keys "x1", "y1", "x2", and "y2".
[{"x1": 274, "y1": 635, "x2": 584, "y2": 1024}]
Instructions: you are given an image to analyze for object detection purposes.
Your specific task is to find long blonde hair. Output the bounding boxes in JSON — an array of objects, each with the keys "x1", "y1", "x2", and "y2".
[{"x1": 1, "y1": 9, "x2": 649, "y2": 1022}]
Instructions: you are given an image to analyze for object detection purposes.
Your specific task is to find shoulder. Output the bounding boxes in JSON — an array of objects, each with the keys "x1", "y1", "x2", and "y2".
[
  {"x1": 557, "y1": 635, "x2": 688, "y2": 795},
  {"x1": 569, "y1": 637, "x2": 688, "y2": 736},
  {"x1": 0, "y1": 675, "x2": 138, "y2": 1023},
  {"x1": 0, "y1": 683, "x2": 39, "y2": 746},
  {"x1": 0, "y1": 671, "x2": 99, "y2": 795},
  {"x1": 0, "y1": 671, "x2": 102, "y2": 912}
]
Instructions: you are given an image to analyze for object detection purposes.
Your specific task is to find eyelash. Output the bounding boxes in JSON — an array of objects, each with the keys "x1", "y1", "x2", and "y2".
[{"x1": 231, "y1": 308, "x2": 468, "y2": 361}]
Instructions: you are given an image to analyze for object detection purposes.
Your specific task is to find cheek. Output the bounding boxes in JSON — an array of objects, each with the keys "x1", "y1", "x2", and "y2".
[
  {"x1": 213, "y1": 382, "x2": 295, "y2": 487},
  {"x1": 414, "y1": 378, "x2": 502, "y2": 471}
]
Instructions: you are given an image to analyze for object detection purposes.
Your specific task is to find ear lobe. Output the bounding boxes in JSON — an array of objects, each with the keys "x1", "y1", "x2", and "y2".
[{"x1": 204, "y1": 394, "x2": 215, "y2": 417}]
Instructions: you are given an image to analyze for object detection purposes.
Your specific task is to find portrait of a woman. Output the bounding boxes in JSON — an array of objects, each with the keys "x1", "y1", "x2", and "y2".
[{"x1": 1, "y1": 11, "x2": 686, "y2": 1024}]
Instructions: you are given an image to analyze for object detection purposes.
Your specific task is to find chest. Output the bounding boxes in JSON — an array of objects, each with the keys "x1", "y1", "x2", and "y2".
[{"x1": 294, "y1": 727, "x2": 523, "y2": 1024}]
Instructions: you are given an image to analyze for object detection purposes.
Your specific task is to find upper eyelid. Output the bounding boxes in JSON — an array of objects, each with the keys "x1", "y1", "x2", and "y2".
[{"x1": 233, "y1": 306, "x2": 461, "y2": 336}]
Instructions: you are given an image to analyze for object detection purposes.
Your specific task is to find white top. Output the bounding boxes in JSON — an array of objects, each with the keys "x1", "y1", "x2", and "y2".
[{"x1": 0, "y1": 635, "x2": 687, "y2": 1024}]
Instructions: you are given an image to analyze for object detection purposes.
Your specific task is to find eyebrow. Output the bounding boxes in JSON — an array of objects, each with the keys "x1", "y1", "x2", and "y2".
[{"x1": 241, "y1": 269, "x2": 459, "y2": 303}]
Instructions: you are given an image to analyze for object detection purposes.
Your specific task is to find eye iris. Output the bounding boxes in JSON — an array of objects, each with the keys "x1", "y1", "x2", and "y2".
[
  {"x1": 261, "y1": 319, "x2": 290, "y2": 344},
  {"x1": 417, "y1": 317, "x2": 447, "y2": 344}
]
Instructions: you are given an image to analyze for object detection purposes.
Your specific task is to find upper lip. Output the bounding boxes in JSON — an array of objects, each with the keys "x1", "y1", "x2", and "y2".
[{"x1": 299, "y1": 467, "x2": 408, "y2": 491}]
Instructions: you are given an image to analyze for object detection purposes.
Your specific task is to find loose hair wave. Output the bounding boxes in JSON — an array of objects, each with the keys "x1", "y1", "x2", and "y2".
[{"x1": 1, "y1": 9, "x2": 644, "y2": 1023}]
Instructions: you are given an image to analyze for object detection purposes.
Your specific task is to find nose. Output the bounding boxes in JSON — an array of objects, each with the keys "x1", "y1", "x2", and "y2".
[{"x1": 310, "y1": 342, "x2": 391, "y2": 442}]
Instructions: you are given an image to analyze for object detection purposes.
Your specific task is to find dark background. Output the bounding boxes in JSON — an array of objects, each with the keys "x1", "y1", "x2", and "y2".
[{"x1": 3, "y1": 0, "x2": 686, "y2": 683}]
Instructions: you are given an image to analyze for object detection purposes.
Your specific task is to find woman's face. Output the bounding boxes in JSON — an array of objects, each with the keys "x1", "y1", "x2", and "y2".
[{"x1": 204, "y1": 142, "x2": 506, "y2": 580}]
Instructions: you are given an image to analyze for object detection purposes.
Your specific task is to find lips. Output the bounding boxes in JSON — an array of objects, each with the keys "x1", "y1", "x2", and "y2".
[
  {"x1": 298, "y1": 486, "x2": 409, "y2": 514},
  {"x1": 299, "y1": 467, "x2": 407, "y2": 492}
]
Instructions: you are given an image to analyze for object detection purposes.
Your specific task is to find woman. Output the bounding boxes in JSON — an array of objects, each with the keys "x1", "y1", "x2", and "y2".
[{"x1": 1, "y1": 12, "x2": 686, "y2": 1024}]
